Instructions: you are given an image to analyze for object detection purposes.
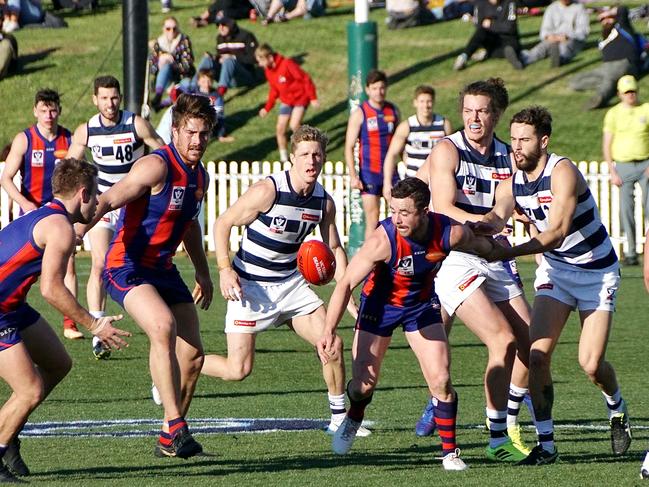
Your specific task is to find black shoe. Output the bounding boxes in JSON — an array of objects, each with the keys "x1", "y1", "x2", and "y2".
[
  {"x1": 549, "y1": 43, "x2": 562, "y2": 67},
  {"x1": 154, "y1": 426, "x2": 203, "y2": 459},
  {"x1": 0, "y1": 463, "x2": 25, "y2": 483},
  {"x1": 3, "y1": 439, "x2": 29, "y2": 476},
  {"x1": 516, "y1": 444, "x2": 559, "y2": 465},
  {"x1": 504, "y1": 46, "x2": 524, "y2": 70},
  {"x1": 641, "y1": 468, "x2": 649, "y2": 479},
  {"x1": 610, "y1": 412, "x2": 632, "y2": 455}
]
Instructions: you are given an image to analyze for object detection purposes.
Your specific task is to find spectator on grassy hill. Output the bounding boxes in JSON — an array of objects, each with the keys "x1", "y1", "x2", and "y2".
[
  {"x1": 0, "y1": 0, "x2": 66, "y2": 32},
  {"x1": 149, "y1": 16, "x2": 195, "y2": 112},
  {"x1": 385, "y1": 0, "x2": 435, "y2": 29},
  {"x1": 569, "y1": 6, "x2": 645, "y2": 110},
  {"x1": 0, "y1": 29, "x2": 17, "y2": 79},
  {"x1": 196, "y1": 17, "x2": 260, "y2": 98},
  {"x1": 190, "y1": 0, "x2": 253, "y2": 27},
  {"x1": 255, "y1": 43, "x2": 318, "y2": 162},
  {"x1": 261, "y1": 0, "x2": 326, "y2": 24},
  {"x1": 520, "y1": 0, "x2": 589, "y2": 67},
  {"x1": 453, "y1": 0, "x2": 524, "y2": 71}
]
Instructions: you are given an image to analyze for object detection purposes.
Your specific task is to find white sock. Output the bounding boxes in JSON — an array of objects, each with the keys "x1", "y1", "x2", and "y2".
[
  {"x1": 329, "y1": 393, "x2": 346, "y2": 422},
  {"x1": 507, "y1": 384, "x2": 528, "y2": 427},
  {"x1": 279, "y1": 149, "x2": 288, "y2": 162},
  {"x1": 90, "y1": 311, "x2": 104, "y2": 346},
  {"x1": 602, "y1": 389, "x2": 624, "y2": 417},
  {"x1": 486, "y1": 408, "x2": 508, "y2": 448},
  {"x1": 535, "y1": 419, "x2": 555, "y2": 453}
]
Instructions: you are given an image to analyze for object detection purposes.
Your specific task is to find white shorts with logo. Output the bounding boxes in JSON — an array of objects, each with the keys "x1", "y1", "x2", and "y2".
[
  {"x1": 435, "y1": 251, "x2": 524, "y2": 315},
  {"x1": 95, "y1": 208, "x2": 120, "y2": 232},
  {"x1": 225, "y1": 272, "x2": 324, "y2": 334},
  {"x1": 534, "y1": 259, "x2": 619, "y2": 312}
]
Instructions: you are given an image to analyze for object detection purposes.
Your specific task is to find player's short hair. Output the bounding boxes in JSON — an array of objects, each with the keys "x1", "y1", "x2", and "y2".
[
  {"x1": 255, "y1": 43, "x2": 274, "y2": 58},
  {"x1": 34, "y1": 89, "x2": 61, "y2": 108},
  {"x1": 172, "y1": 93, "x2": 216, "y2": 131},
  {"x1": 366, "y1": 69, "x2": 387, "y2": 87},
  {"x1": 510, "y1": 106, "x2": 553, "y2": 138},
  {"x1": 414, "y1": 85, "x2": 435, "y2": 100},
  {"x1": 197, "y1": 68, "x2": 214, "y2": 80},
  {"x1": 290, "y1": 125, "x2": 328, "y2": 154},
  {"x1": 52, "y1": 158, "x2": 98, "y2": 198},
  {"x1": 391, "y1": 177, "x2": 431, "y2": 211},
  {"x1": 460, "y1": 77, "x2": 509, "y2": 118},
  {"x1": 94, "y1": 75, "x2": 121, "y2": 95}
]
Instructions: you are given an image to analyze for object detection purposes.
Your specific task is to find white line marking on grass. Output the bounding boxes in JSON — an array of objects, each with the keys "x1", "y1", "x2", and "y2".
[{"x1": 20, "y1": 419, "x2": 639, "y2": 439}]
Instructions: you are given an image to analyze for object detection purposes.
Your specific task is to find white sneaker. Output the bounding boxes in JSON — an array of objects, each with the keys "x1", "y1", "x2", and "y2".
[
  {"x1": 327, "y1": 417, "x2": 372, "y2": 437},
  {"x1": 151, "y1": 383, "x2": 162, "y2": 406},
  {"x1": 453, "y1": 53, "x2": 468, "y2": 71},
  {"x1": 332, "y1": 416, "x2": 361, "y2": 455},
  {"x1": 442, "y1": 448, "x2": 468, "y2": 471}
]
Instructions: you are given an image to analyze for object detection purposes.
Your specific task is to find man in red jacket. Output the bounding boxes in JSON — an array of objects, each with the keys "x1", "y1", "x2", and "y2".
[{"x1": 255, "y1": 43, "x2": 319, "y2": 162}]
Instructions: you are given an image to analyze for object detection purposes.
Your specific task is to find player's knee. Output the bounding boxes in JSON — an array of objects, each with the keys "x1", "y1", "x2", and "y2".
[
  {"x1": 579, "y1": 356, "x2": 602, "y2": 381},
  {"x1": 18, "y1": 378, "x2": 45, "y2": 411},
  {"x1": 349, "y1": 377, "x2": 376, "y2": 397},
  {"x1": 428, "y1": 370, "x2": 451, "y2": 395},
  {"x1": 529, "y1": 348, "x2": 550, "y2": 370},
  {"x1": 228, "y1": 364, "x2": 252, "y2": 381},
  {"x1": 187, "y1": 352, "x2": 205, "y2": 378},
  {"x1": 146, "y1": 320, "x2": 175, "y2": 342}
]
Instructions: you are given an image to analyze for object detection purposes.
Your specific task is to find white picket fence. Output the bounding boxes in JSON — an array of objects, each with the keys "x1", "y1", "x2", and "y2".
[{"x1": 0, "y1": 160, "x2": 645, "y2": 257}]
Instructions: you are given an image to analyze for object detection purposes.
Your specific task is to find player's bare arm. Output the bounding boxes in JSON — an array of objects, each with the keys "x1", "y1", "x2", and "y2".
[
  {"x1": 443, "y1": 118, "x2": 453, "y2": 136},
  {"x1": 214, "y1": 178, "x2": 276, "y2": 301},
  {"x1": 317, "y1": 225, "x2": 391, "y2": 365},
  {"x1": 344, "y1": 108, "x2": 364, "y2": 189},
  {"x1": 35, "y1": 214, "x2": 130, "y2": 349},
  {"x1": 485, "y1": 160, "x2": 579, "y2": 261},
  {"x1": 134, "y1": 115, "x2": 165, "y2": 149},
  {"x1": 472, "y1": 178, "x2": 516, "y2": 236},
  {"x1": 429, "y1": 139, "x2": 482, "y2": 224},
  {"x1": 382, "y1": 120, "x2": 409, "y2": 201},
  {"x1": 66, "y1": 123, "x2": 89, "y2": 160},
  {"x1": 183, "y1": 218, "x2": 213, "y2": 310},
  {"x1": 0, "y1": 132, "x2": 34, "y2": 212}
]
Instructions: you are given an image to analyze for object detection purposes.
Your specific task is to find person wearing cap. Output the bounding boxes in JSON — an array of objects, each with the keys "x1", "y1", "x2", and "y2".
[
  {"x1": 195, "y1": 16, "x2": 260, "y2": 98},
  {"x1": 602, "y1": 75, "x2": 649, "y2": 265}
]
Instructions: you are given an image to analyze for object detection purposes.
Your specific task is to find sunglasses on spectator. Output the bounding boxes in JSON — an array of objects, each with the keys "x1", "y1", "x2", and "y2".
[{"x1": 164, "y1": 25, "x2": 177, "y2": 31}]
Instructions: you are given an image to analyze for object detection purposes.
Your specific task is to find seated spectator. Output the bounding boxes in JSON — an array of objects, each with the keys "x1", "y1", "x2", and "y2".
[
  {"x1": 570, "y1": 6, "x2": 644, "y2": 110},
  {"x1": 149, "y1": 16, "x2": 195, "y2": 111},
  {"x1": 255, "y1": 43, "x2": 318, "y2": 162},
  {"x1": 157, "y1": 69, "x2": 234, "y2": 144},
  {"x1": 453, "y1": 0, "x2": 524, "y2": 71},
  {"x1": 196, "y1": 17, "x2": 260, "y2": 98},
  {"x1": 385, "y1": 0, "x2": 435, "y2": 29},
  {"x1": 262, "y1": 0, "x2": 325, "y2": 24},
  {"x1": 1, "y1": 0, "x2": 66, "y2": 31},
  {"x1": 190, "y1": 0, "x2": 253, "y2": 27},
  {"x1": 520, "y1": 0, "x2": 589, "y2": 67},
  {"x1": 434, "y1": 0, "x2": 473, "y2": 22},
  {"x1": 0, "y1": 30, "x2": 17, "y2": 79}
]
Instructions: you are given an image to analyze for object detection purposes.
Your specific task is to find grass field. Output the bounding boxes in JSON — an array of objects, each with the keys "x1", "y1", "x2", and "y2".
[
  {"x1": 2, "y1": 255, "x2": 647, "y2": 485},
  {"x1": 1, "y1": 0, "x2": 648, "y2": 164}
]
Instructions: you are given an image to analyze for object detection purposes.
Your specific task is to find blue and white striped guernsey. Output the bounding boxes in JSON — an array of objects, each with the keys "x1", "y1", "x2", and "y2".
[
  {"x1": 233, "y1": 170, "x2": 328, "y2": 282},
  {"x1": 512, "y1": 153, "x2": 618, "y2": 271},
  {"x1": 86, "y1": 110, "x2": 145, "y2": 193},
  {"x1": 404, "y1": 114, "x2": 447, "y2": 177},
  {"x1": 446, "y1": 130, "x2": 513, "y2": 216}
]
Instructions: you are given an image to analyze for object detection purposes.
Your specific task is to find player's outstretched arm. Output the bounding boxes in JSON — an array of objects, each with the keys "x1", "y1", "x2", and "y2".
[
  {"x1": 382, "y1": 120, "x2": 409, "y2": 202},
  {"x1": 183, "y1": 219, "x2": 213, "y2": 310},
  {"x1": 473, "y1": 176, "x2": 516, "y2": 236},
  {"x1": 344, "y1": 108, "x2": 364, "y2": 190},
  {"x1": 214, "y1": 179, "x2": 276, "y2": 301},
  {"x1": 36, "y1": 215, "x2": 131, "y2": 349},
  {"x1": 66, "y1": 123, "x2": 89, "y2": 160},
  {"x1": 318, "y1": 226, "x2": 391, "y2": 365},
  {"x1": 0, "y1": 132, "x2": 36, "y2": 213},
  {"x1": 135, "y1": 115, "x2": 165, "y2": 150}
]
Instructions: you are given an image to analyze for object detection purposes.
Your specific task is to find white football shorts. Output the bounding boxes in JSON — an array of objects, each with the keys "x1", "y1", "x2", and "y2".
[
  {"x1": 534, "y1": 259, "x2": 620, "y2": 312},
  {"x1": 95, "y1": 208, "x2": 120, "y2": 232},
  {"x1": 435, "y1": 250, "x2": 524, "y2": 315},
  {"x1": 225, "y1": 271, "x2": 324, "y2": 333}
]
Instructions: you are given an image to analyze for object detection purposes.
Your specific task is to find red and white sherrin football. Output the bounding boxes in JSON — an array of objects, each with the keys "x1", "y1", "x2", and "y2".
[{"x1": 297, "y1": 240, "x2": 336, "y2": 286}]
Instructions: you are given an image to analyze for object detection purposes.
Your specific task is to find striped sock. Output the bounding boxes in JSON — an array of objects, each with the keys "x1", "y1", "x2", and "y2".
[
  {"x1": 434, "y1": 395, "x2": 458, "y2": 456},
  {"x1": 602, "y1": 389, "x2": 624, "y2": 418},
  {"x1": 168, "y1": 417, "x2": 187, "y2": 438},
  {"x1": 328, "y1": 393, "x2": 346, "y2": 416},
  {"x1": 159, "y1": 431, "x2": 173, "y2": 447},
  {"x1": 536, "y1": 418, "x2": 555, "y2": 453},
  {"x1": 507, "y1": 384, "x2": 528, "y2": 427},
  {"x1": 486, "y1": 408, "x2": 508, "y2": 448}
]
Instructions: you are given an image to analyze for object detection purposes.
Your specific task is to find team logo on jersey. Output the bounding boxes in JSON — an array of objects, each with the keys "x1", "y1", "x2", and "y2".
[
  {"x1": 301, "y1": 213, "x2": 319, "y2": 222},
  {"x1": 53, "y1": 149, "x2": 68, "y2": 159},
  {"x1": 367, "y1": 117, "x2": 379, "y2": 131},
  {"x1": 270, "y1": 215, "x2": 287, "y2": 234},
  {"x1": 397, "y1": 255, "x2": 414, "y2": 276},
  {"x1": 492, "y1": 171, "x2": 510, "y2": 180},
  {"x1": 31, "y1": 150, "x2": 44, "y2": 167},
  {"x1": 91, "y1": 145, "x2": 101, "y2": 158},
  {"x1": 538, "y1": 195, "x2": 553, "y2": 203},
  {"x1": 606, "y1": 287, "x2": 617, "y2": 301},
  {"x1": 113, "y1": 137, "x2": 133, "y2": 144},
  {"x1": 169, "y1": 186, "x2": 185, "y2": 210},
  {"x1": 462, "y1": 175, "x2": 476, "y2": 195},
  {"x1": 411, "y1": 139, "x2": 423, "y2": 150}
]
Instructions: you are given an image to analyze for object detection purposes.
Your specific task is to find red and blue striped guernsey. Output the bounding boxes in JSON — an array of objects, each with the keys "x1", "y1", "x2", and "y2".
[
  {"x1": 21, "y1": 125, "x2": 71, "y2": 207},
  {"x1": 0, "y1": 200, "x2": 68, "y2": 313},
  {"x1": 105, "y1": 143, "x2": 208, "y2": 271},
  {"x1": 358, "y1": 100, "x2": 398, "y2": 175},
  {"x1": 361, "y1": 212, "x2": 452, "y2": 307}
]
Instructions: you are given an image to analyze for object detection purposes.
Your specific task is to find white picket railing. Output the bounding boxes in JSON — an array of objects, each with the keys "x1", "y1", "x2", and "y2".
[{"x1": 0, "y1": 160, "x2": 645, "y2": 257}]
